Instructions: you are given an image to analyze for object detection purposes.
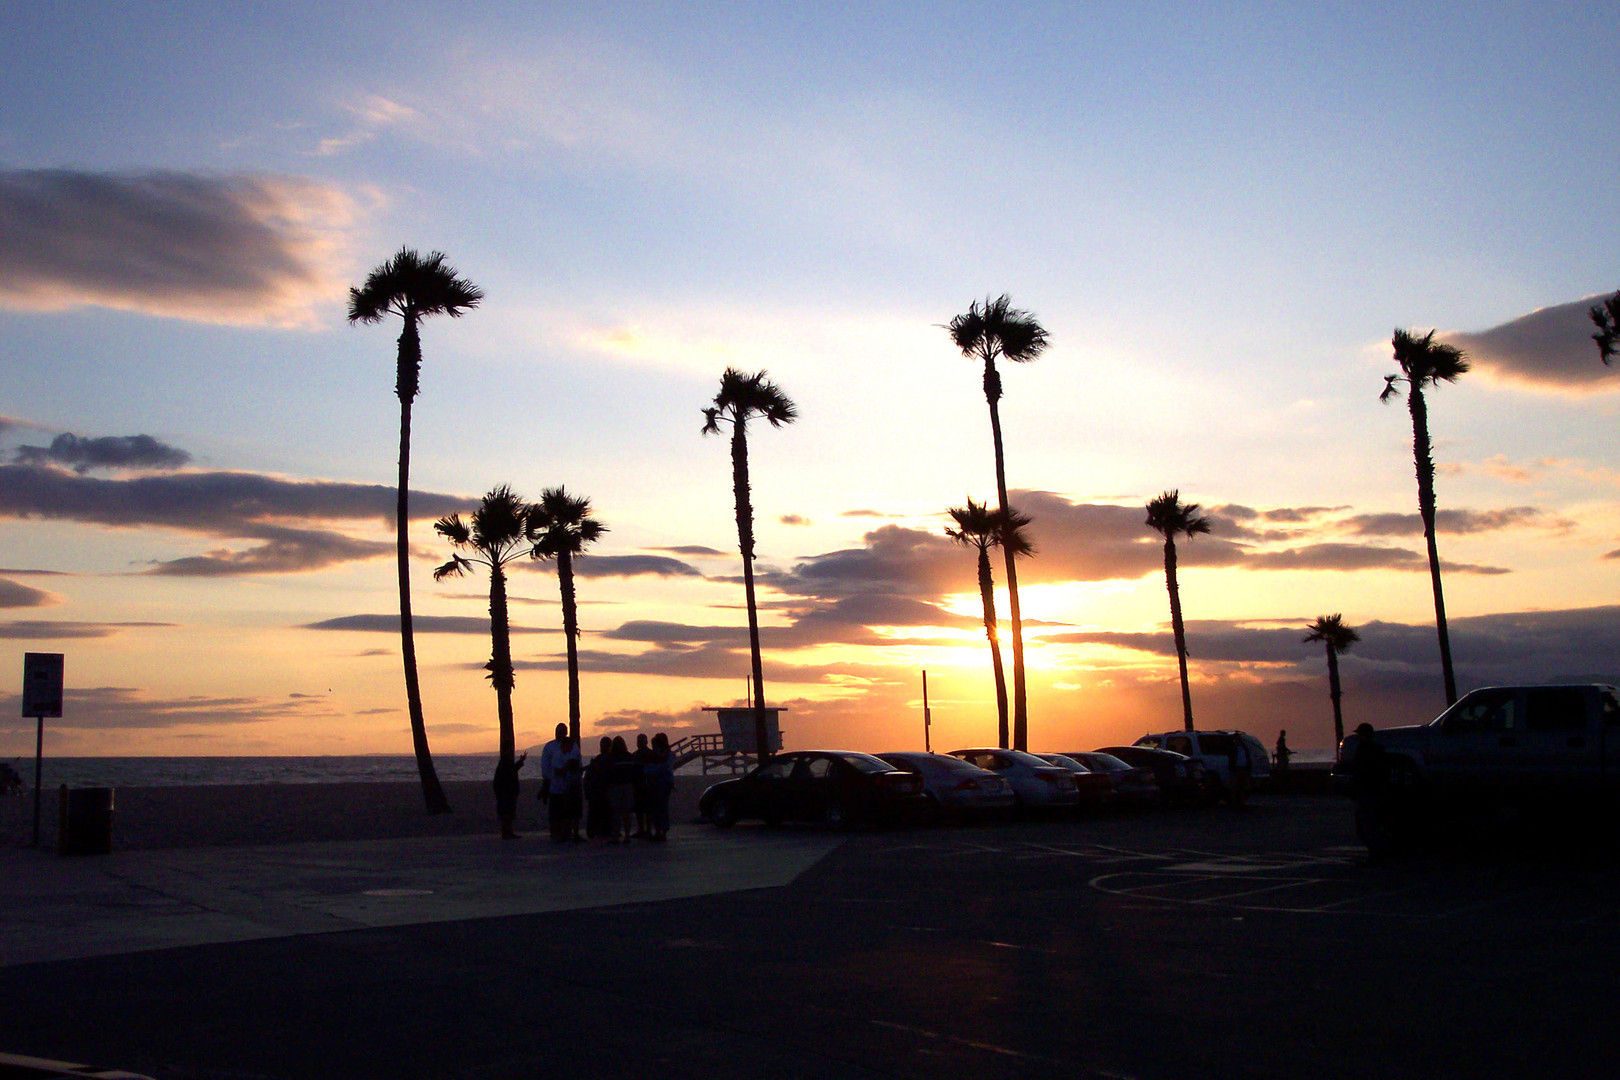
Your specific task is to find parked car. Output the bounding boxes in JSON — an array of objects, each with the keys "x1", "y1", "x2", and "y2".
[
  {"x1": 1032, "y1": 753, "x2": 1114, "y2": 807},
  {"x1": 947, "y1": 748, "x2": 1080, "y2": 814},
  {"x1": 876, "y1": 752, "x2": 1017, "y2": 821},
  {"x1": 1133, "y1": 730, "x2": 1271, "y2": 804},
  {"x1": 1065, "y1": 751, "x2": 1161, "y2": 807},
  {"x1": 700, "y1": 750, "x2": 927, "y2": 829},
  {"x1": 1095, "y1": 745, "x2": 1207, "y2": 805}
]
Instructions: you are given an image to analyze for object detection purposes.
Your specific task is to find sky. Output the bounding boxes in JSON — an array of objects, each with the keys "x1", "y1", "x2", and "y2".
[{"x1": 2, "y1": 1, "x2": 1618, "y2": 760}]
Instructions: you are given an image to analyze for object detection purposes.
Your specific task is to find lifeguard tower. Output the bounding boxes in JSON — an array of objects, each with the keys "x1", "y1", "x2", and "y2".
[{"x1": 668, "y1": 707, "x2": 786, "y2": 774}]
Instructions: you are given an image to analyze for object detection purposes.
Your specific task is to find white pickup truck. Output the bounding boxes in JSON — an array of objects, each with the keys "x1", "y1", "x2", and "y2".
[{"x1": 1333, "y1": 683, "x2": 1620, "y2": 804}]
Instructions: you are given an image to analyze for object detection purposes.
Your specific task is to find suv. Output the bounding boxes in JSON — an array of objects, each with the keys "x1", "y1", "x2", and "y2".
[{"x1": 1134, "y1": 730, "x2": 1271, "y2": 804}]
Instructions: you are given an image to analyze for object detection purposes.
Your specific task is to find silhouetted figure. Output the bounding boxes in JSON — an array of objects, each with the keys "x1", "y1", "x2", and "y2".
[
  {"x1": 0, "y1": 761, "x2": 21, "y2": 797},
  {"x1": 1274, "y1": 730, "x2": 1292, "y2": 777},
  {"x1": 1350, "y1": 723, "x2": 1394, "y2": 861},
  {"x1": 493, "y1": 751, "x2": 526, "y2": 839},
  {"x1": 646, "y1": 733, "x2": 676, "y2": 842},
  {"x1": 1226, "y1": 733, "x2": 1251, "y2": 806},
  {"x1": 584, "y1": 736, "x2": 613, "y2": 839},
  {"x1": 632, "y1": 733, "x2": 655, "y2": 838},
  {"x1": 606, "y1": 735, "x2": 638, "y2": 843},
  {"x1": 540, "y1": 722, "x2": 582, "y2": 842}
]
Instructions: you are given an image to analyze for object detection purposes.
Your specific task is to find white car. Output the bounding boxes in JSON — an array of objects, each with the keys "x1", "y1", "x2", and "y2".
[
  {"x1": 877, "y1": 752, "x2": 1017, "y2": 821},
  {"x1": 1133, "y1": 730, "x2": 1271, "y2": 804},
  {"x1": 948, "y1": 748, "x2": 1080, "y2": 814}
]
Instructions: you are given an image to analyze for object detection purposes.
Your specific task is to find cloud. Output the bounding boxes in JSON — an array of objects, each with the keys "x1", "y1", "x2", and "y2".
[
  {"x1": 0, "y1": 463, "x2": 473, "y2": 576},
  {"x1": 1445, "y1": 296, "x2": 1620, "y2": 393},
  {"x1": 0, "y1": 169, "x2": 355, "y2": 326},
  {"x1": 779, "y1": 514, "x2": 812, "y2": 526},
  {"x1": 145, "y1": 524, "x2": 393, "y2": 576},
  {"x1": 0, "y1": 685, "x2": 331, "y2": 730},
  {"x1": 0, "y1": 620, "x2": 175, "y2": 639},
  {"x1": 0, "y1": 578, "x2": 57, "y2": 609},
  {"x1": 13, "y1": 432, "x2": 191, "y2": 473},
  {"x1": 1243, "y1": 543, "x2": 1510, "y2": 575},
  {"x1": 1343, "y1": 506, "x2": 1557, "y2": 537},
  {"x1": 571, "y1": 553, "x2": 702, "y2": 578},
  {"x1": 304, "y1": 614, "x2": 558, "y2": 634},
  {"x1": 653, "y1": 545, "x2": 729, "y2": 557}
]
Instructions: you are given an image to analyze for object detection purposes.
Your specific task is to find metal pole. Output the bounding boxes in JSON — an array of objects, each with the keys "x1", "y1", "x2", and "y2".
[
  {"x1": 922, "y1": 670, "x2": 932, "y2": 753},
  {"x1": 32, "y1": 713, "x2": 43, "y2": 848}
]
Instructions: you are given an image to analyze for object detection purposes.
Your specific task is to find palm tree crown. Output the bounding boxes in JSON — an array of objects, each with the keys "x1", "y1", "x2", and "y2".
[
  {"x1": 348, "y1": 248, "x2": 483, "y2": 402},
  {"x1": 1380, "y1": 328, "x2": 1469, "y2": 401},
  {"x1": 702, "y1": 368, "x2": 798, "y2": 434},
  {"x1": 946, "y1": 497, "x2": 1034, "y2": 749},
  {"x1": 1145, "y1": 491, "x2": 1211, "y2": 543}
]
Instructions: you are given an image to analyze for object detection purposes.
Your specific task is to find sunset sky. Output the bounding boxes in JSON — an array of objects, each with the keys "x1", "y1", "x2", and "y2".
[{"x1": 3, "y1": 2, "x2": 1618, "y2": 761}]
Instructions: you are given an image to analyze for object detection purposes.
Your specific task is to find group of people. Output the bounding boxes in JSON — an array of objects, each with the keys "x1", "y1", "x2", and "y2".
[{"x1": 493, "y1": 723, "x2": 676, "y2": 843}]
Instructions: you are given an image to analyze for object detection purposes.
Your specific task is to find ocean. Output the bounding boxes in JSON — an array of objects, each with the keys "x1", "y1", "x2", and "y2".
[{"x1": 1, "y1": 754, "x2": 503, "y2": 790}]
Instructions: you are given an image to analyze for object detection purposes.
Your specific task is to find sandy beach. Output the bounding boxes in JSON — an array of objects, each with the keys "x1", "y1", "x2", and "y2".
[{"x1": 0, "y1": 774, "x2": 720, "y2": 851}]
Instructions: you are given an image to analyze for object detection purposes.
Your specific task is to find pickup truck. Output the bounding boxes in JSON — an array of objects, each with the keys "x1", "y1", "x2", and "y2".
[{"x1": 1332, "y1": 683, "x2": 1620, "y2": 807}]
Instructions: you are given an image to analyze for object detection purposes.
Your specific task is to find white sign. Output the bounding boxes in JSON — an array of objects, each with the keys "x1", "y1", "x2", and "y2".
[{"x1": 21, "y1": 653, "x2": 64, "y2": 718}]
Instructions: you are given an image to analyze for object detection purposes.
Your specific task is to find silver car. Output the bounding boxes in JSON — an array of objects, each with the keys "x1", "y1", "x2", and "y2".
[
  {"x1": 948, "y1": 748, "x2": 1080, "y2": 814},
  {"x1": 877, "y1": 751, "x2": 1017, "y2": 821}
]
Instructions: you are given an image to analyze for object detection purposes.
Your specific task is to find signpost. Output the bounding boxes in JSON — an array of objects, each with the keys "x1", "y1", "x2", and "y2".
[
  {"x1": 22, "y1": 653, "x2": 64, "y2": 848},
  {"x1": 922, "y1": 669, "x2": 932, "y2": 753}
]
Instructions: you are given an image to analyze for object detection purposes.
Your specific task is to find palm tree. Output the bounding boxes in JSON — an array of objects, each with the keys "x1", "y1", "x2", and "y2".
[
  {"x1": 945, "y1": 499, "x2": 1034, "y2": 749},
  {"x1": 1592, "y1": 291, "x2": 1620, "y2": 364},
  {"x1": 1145, "y1": 491, "x2": 1210, "y2": 732},
  {"x1": 1381, "y1": 327, "x2": 1469, "y2": 706},
  {"x1": 702, "y1": 368, "x2": 797, "y2": 763},
  {"x1": 349, "y1": 248, "x2": 482, "y2": 815},
  {"x1": 947, "y1": 294, "x2": 1050, "y2": 751},
  {"x1": 433, "y1": 486, "x2": 538, "y2": 783},
  {"x1": 531, "y1": 486, "x2": 606, "y2": 745},
  {"x1": 1303, "y1": 614, "x2": 1361, "y2": 748}
]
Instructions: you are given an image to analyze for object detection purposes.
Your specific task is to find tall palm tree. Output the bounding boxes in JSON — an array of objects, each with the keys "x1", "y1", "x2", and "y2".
[
  {"x1": 947, "y1": 294, "x2": 1050, "y2": 751},
  {"x1": 945, "y1": 499, "x2": 1034, "y2": 749},
  {"x1": 433, "y1": 486, "x2": 538, "y2": 780},
  {"x1": 1592, "y1": 291, "x2": 1620, "y2": 364},
  {"x1": 531, "y1": 486, "x2": 606, "y2": 745},
  {"x1": 1381, "y1": 327, "x2": 1469, "y2": 706},
  {"x1": 349, "y1": 248, "x2": 482, "y2": 815},
  {"x1": 702, "y1": 368, "x2": 797, "y2": 763},
  {"x1": 1303, "y1": 614, "x2": 1360, "y2": 748},
  {"x1": 1145, "y1": 490, "x2": 1210, "y2": 732}
]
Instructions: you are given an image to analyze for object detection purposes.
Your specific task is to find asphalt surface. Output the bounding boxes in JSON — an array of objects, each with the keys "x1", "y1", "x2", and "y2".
[{"x1": 2, "y1": 796, "x2": 1615, "y2": 1080}]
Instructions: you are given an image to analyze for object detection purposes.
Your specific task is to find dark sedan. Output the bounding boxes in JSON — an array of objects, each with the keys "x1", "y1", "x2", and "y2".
[
  {"x1": 700, "y1": 750, "x2": 928, "y2": 828},
  {"x1": 1095, "y1": 745, "x2": 1207, "y2": 805}
]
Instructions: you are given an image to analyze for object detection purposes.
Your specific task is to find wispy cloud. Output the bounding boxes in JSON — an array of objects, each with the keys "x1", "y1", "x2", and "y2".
[
  {"x1": 0, "y1": 578, "x2": 57, "y2": 609},
  {"x1": 0, "y1": 620, "x2": 175, "y2": 639},
  {"x1": 0, "y1": 169, "x2": 355, "y2": 327},
  {"x1": 13, "y1": 432, "x2": 191, "y2": 473}
]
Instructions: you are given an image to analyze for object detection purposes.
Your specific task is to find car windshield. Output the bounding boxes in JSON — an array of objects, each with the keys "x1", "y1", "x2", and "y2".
[
  {"x1": 838, "y1": 753, "x2": 894, "y2": 774},
  {"x1": 1003, "y1": 750, "x2": 1056, "y2": 769},
  {"x1": 1042, "y1": 754, "x2": 1089, "y2": 772},
  {"x1": 1081, "y1": 753, "x2": 1129, "y2": 771}
]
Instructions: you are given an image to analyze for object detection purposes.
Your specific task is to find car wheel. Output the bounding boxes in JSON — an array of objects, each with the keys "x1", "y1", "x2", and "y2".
[
  {"x1": 709, "y1": 795, "x2": 736, "y2": 829},
  {"x1": 823, "y1": 801, "x2": 848, "y2": 829}
]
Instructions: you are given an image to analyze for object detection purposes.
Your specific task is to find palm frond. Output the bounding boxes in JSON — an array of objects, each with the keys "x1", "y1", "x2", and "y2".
[
  {"x1": 708, "y1": 368, "x2": 799, "y2": 429},
  {"x1": 1145, "y1": 490, "x2": 1209, "y2": 539},
  {"x1": 1592, "y1": 291, "x2": 1620, "y2": 365},
  {"x1": 531, "y1": 486, "x2": 607, "y2": 559},
  {"x1": 945, "y1": 497, "x2": 1000, "y2": 549},
  {"x1": 433, "y1": 555, "x2": 471, "y2": 581},
  {"x1": 434, "y1": 513, "x2": 471, "y2": 546},
  {"x1": 1379, "y1": 374, "x2": 1402, "y2": 403},
  {"x1": 947, "y1": 293, "x2": 1050, "y2": 363},
  {"x1": 1303, "y1": 613, "x2": 1360, "y2": 653},
  {"x1": 1391, "y1": 327, "x2": 1468, "y2": 387}
]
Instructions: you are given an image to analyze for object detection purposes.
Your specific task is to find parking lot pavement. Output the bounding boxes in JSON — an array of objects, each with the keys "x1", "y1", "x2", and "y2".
[
  {"x1": 0, "y1": 827, "x2": 845, "y2": 967},
  {"x1": 4, "y1": 797, "x2": 1619, "y2": 1080}
]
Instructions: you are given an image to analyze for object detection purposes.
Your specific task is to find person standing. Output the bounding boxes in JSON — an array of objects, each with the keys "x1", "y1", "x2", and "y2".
[
  {"x1": 606, "y1": 735, "x2": 638, "y2": 843},
  {"x1": 493, "y1": 751, "x2": 526, "y2": 839},
  {"x1": 632, "y1": 733, "x2": 655, "y2": 838},
  {"x1": 539, "y1": 723, "x2": 583, "y2": 842},
  {"x1": 646, "y1": 732, "x2": 676, "y2": 842},
  {"x1": 1274, "y1": 730, "x2": 1292, "y2": 787},
  {"x1": 584, "y1": 736, "x2": 613, "y2": 840}
]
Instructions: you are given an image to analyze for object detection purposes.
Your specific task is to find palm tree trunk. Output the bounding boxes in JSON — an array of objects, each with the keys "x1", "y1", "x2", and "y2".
[
  {"x1": 976, "y1": 546, "x2": 1010, "y2": 749},
  {"x1": 1164, "y1": 538, "x2": 1195, "y2": 731},
  {"x1": 488, "y1": 564, "x2": 516, "y2": 767},
  {"x1": 1325, "y1": 643, "x2": 1345, "y2": 747},
  {"x1": 395, "y1": 319, "x2": 450, "y2": 815},
  {"x1": 558, "y1": 549, "x2": 582, "y2": 744},
  {"x1": 1408, "y1": 387, "x2": 1458, "y2": 705},
  {"x1": 983, "y1": 360, "x2": 1029, "y2": 750},
  {"x1": 731, "y1": 424, "x2": 770, "y2": 761}
]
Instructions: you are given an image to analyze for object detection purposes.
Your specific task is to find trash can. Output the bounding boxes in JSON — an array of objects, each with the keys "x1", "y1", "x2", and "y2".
[{"x1": 59, "y1": 786, "x2": 115, "y2": 855}]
